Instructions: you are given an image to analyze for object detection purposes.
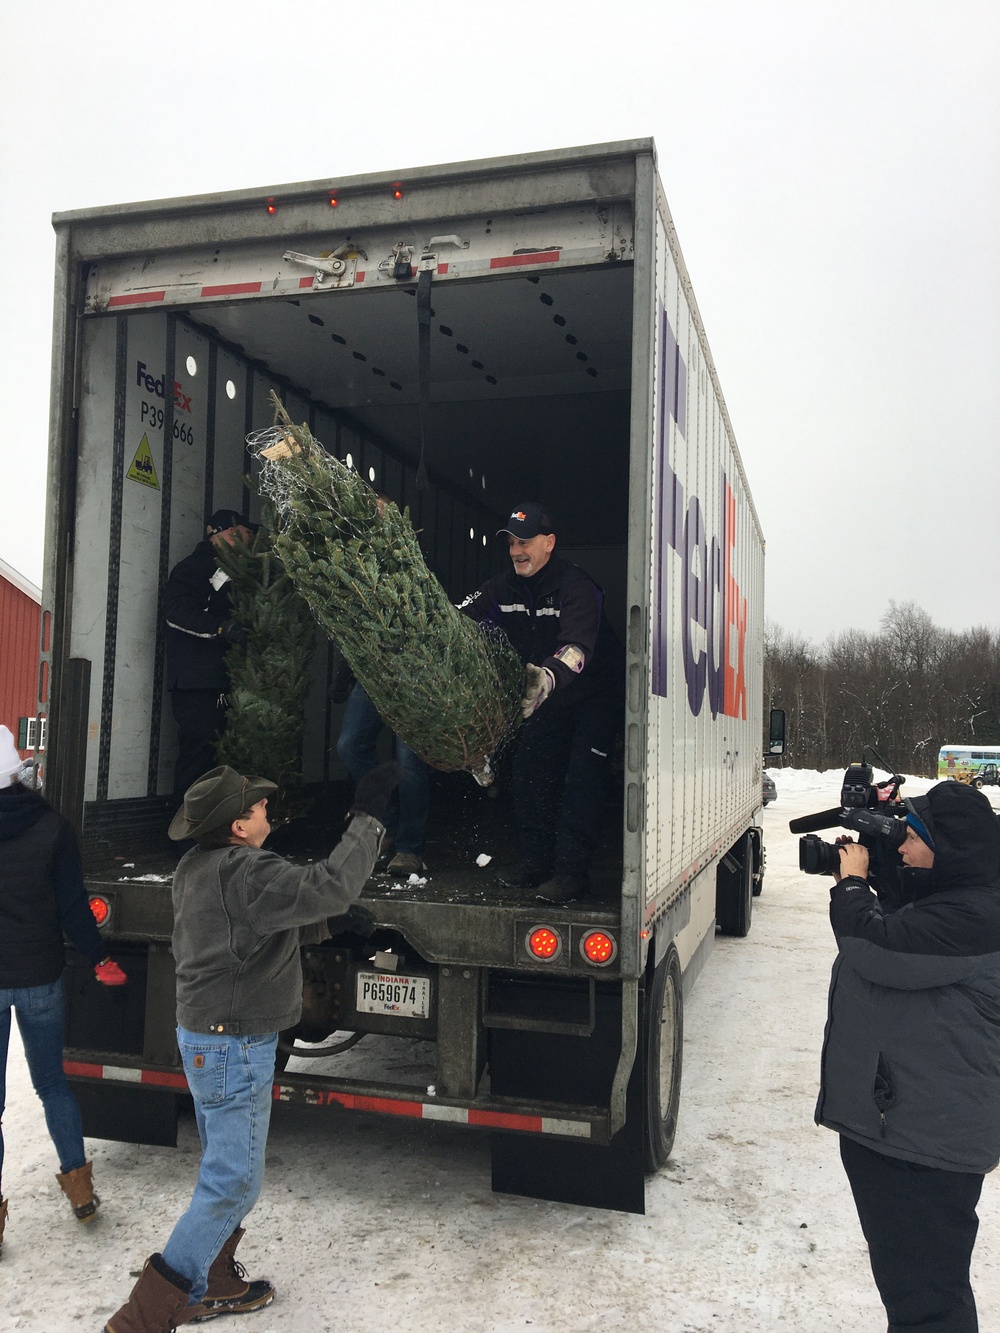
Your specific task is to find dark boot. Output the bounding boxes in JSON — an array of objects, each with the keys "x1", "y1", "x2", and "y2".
[
  {"x1": 103, "y1": 1253, "x2": 193, "y2": 1333},
  {"x1": 56, "y1": 1160, "x2": 100, "y2": 1221},
  {"x1": 174, "y1": 1228, "x2": 275, "y2": 1324},
  {"x1": 0, "y1": 1197, "x2": 8, "y2": 1255},
  {"x1": 536, "y1": 873, "x2": 589, "y2": 904},
  {"x1": 499, "y1": 862, "x2": 550, "y2": 890}
]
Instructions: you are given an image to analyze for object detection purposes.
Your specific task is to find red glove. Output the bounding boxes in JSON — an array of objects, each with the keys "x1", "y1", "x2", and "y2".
[{"x1": 95, "y1": 958, "x2": 127, "y2": 986}]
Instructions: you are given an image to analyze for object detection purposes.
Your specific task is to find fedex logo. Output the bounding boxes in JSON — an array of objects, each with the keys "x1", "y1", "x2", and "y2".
[
  {"x1": 651, "y1": 305, "x2": 748, "y2": 721},
  {"x1": 136, "y1": 361, "x2": 192, "y2": 413}
]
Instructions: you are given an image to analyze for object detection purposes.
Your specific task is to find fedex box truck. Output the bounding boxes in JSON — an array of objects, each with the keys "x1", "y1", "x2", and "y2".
[{"x1": 40, "y1": 140, "x2": 772, "y2": 1214}]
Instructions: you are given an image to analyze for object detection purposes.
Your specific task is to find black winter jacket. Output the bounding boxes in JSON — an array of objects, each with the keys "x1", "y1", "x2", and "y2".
[
  {"x1": 815, "y1": 780, "x2": 1000, "y2": 1172},
  {"x1": 462, "y1": 555, "x2": 624, "y2": 708},
  {"x1": 0, "y1": 787, "x2": 107, "y2": 987},
  {"x1": 164, "y1": 540, "x2": 232, "y2": 691}
]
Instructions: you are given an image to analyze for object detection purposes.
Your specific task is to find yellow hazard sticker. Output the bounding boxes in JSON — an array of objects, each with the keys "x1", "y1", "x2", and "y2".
[{"x1": 127, "y1": 434, "x2": 160, "y2": 489}]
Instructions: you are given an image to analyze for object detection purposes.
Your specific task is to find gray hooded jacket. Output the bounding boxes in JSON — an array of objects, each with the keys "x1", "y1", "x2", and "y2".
[
  {"x1": 172, "y1": 813, "x2": 382, "y2": 1036},
  {"x1": 815, "y1": 780, "x2": 1000, "y2": 1172}
]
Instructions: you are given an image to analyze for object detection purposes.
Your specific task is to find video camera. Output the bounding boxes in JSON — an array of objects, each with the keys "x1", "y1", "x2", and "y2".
[{"x1": 789, "y1": 753, "x2": 909, "y2": 891}]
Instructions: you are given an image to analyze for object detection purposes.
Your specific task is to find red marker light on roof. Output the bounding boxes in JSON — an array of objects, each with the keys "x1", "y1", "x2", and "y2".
[
  {"x1": 581, "y1": 930, "x2": 617, "y2": 966},
  {"x1": 329, "y1": 194, "x2": 338, "y2": 207},
  {"x1": 89, "y1": 896, "x2": 110, "y2": 927},
  {"x1": 527, "y1": 926, "x2": 562, "y2": 961},
  {"x1": 392, "y1": 185, "x2": 404, "y2": 200},
  {"x1": 266, "y1": 198, "x2": 277, "y2": 215}
]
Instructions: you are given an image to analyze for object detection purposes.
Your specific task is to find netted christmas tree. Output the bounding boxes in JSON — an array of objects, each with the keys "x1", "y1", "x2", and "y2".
[
  {"x1": 212, "y1": 510, "x2": 318, "y2": 821},
  {"x1": 250, "y1": 393, "x2": 523, "y2": 784}
]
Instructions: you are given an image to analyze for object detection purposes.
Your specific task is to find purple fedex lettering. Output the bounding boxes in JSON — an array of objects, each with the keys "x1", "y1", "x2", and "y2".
[{"x1": 651, "y1": 304, "x2": 748, "y2": 721}]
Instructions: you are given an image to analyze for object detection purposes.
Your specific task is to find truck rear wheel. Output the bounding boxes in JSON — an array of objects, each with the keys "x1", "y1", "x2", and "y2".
[
  {"x1": 716, "y1": 833, "x2": 753, "y2": 937},
  {"x1": 643, "y1": 945, "x2": 683, "y2": 1173}
]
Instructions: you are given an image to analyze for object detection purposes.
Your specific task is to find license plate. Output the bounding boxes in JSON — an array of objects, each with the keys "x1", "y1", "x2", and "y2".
[{"x1": 356, "y1": 972, "x2": 431, "y2": 1019}]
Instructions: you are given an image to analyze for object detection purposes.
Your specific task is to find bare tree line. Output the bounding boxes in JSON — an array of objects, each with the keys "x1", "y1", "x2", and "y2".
[{"x1": 765, "y1": 601, "x2": 1000, "y2": 776}]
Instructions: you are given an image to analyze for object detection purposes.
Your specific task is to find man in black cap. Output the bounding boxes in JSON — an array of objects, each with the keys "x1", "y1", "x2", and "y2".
[
  {"x1": 463, "y1": 502, "x2": 624, "y2": 904},
  {"x1": 103, "y1": 759, "x2": 399, "y2": 1333},
  {"x1": 819, "y1": 781, "x2": 1000, "y2": 1332},
  {"x1": 164, "y1": 510, "x2": 254, "y2": 803}
]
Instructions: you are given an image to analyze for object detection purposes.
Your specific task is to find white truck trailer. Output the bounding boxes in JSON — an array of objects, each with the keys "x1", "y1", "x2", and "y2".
[{"x1": 40, "y1": 139, "x2": 779, "y2": 1213}]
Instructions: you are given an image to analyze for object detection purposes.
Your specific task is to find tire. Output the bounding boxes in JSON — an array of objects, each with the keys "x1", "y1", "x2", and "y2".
[
  {"x1": 716, "y1": 832, "x2": 753, "y2": 936},
  {"x1": 973, "y1": 779, "x2": 984, "y2": 790},
  {"x1": 643, "y1": 945, "x2": 683, "y2": 1173}
]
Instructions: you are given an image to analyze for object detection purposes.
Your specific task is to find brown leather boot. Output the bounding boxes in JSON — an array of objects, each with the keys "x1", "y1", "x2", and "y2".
[
  {"x1": 0, "y1": 1197, "x2": 8, "y2": 1254},
  {"x1": 56, "y1": 1159, "x2": 100, "y2": 1221},
  {"x1": 103, "y1": 1253, "x2": 192, "y2": 1333},
  {"x1": 174, "y1": 1228, "x2": 275, "y2": 1324}
]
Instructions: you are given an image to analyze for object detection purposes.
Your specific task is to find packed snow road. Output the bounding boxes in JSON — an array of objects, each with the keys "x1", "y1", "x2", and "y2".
[{"x1": 2, "y1": 771, "x2": 998, "y2": 1332}]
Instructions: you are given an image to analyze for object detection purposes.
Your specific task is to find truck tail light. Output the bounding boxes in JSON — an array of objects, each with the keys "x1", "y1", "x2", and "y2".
[
  {"x1": 526, "y1": 926, "x2": 562, "y2": 961},
  {"x1": 581, "y1": 931, "x2": 617, "y2": 966},
  {"x1": 89, "y1": 895, "x2": 110, "y2": 927}
]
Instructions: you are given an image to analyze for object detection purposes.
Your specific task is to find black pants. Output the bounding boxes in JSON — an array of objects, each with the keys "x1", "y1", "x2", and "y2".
[
  {"x1": 512, "y1": 693, "x2": 615, "y2": 879},
  {"x1": 171, "y1": 689, "x2": 227, "y2": 802},
  {"x1": 840, "y1": 1135, "x2": 983, "y2": 1332}
]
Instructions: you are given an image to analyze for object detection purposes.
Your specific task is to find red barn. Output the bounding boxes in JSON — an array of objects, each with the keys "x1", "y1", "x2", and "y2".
[{"x1": 0, "y1": 556, "x2": 42, "y2": 759}]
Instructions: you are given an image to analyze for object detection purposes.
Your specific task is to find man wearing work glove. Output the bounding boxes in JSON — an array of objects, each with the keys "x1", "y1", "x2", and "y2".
[
  {"x1": 462, "y1": 502, "x2": 624, "y2": 904},
  {"x1": 164, "y1": 509, "x2": 256, "y2": 808},
  {"x1": 103, "y1": 759, "x2": 399, "y2": 1333},
  {"x1": 0, "y1": 725, "x2": 125, "y2": 1250}
]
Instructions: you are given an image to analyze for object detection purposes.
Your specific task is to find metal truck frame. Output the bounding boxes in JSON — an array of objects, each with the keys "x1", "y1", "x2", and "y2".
[{"x1": 40, "y1": 140, "x2": 771, "y2": 1214}]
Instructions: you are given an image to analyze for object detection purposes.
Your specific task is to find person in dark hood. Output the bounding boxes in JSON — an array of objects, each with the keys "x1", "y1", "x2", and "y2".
[
  {"x1": 0, "y1": 725, "x2": 127, "y2": 1255},
  {"x1": 816, "y1": 780, "x2": 1000, "y2": 1332},
  {"x1": 164, "y1": 509, "x2": 254, "y2": 805}
]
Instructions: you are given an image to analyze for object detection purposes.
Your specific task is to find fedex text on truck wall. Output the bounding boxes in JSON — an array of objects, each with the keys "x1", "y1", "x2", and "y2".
[{"x1": 651, "y1": 305, "x2": 748, "y2": 722}]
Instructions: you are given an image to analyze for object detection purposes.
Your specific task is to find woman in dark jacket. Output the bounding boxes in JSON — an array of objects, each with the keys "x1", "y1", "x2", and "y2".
[
  {"x1": 818, "y1": 779, "x2": 1000, "y2": 1332},
  {"x1": 0, "y1": 725, "x2": 126, "y2": 1254}
]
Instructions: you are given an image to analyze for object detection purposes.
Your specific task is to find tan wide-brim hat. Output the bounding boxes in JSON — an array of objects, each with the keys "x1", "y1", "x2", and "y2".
[{"x1": 168, "y1": 765, "x2": 277, "y2": 841}]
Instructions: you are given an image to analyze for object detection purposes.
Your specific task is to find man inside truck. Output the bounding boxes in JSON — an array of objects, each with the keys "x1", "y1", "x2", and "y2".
[
  {"x1": 463, "y1": 502, "x2": 624, "y2": 905},
  {"x1": 164, "y1": 509, "x2": 254, "y2": 808}
]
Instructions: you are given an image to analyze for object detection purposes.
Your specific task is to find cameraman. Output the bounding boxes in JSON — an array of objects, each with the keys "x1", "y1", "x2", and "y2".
[{"x1": 816, "y1": 781, "x2": 1000, "y2": 1332}]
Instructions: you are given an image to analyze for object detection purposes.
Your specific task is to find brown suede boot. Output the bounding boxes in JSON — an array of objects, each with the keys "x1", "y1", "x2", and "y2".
[
  {"x1": 56, "y1": 1159, "x2": 100, "y2": 1221},
  {"x1": 174, "y1": 1228, "x2": 275, "y2": 1324},
  {"x1": 103, "y1": 1253, "x2": 193, "y2": 1333},
  {"x1": 0, "y1": 1197, "x2": 8, "y2": 1255}
]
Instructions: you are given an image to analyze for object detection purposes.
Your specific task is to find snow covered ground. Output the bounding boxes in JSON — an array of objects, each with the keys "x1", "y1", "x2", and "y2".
[{"x1": 2, "y1": 770, "x2": 998, "y2": 1332}]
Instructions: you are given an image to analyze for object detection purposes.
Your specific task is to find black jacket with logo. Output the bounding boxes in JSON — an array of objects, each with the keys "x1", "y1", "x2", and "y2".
[
  {"x1": 0, "y1": 787, "x2": 106, "y2": 988},
  {"x1": 815, "y1": 780, "x2": 1000, "y2": 1172},
  {"x1": 164, "y1": 540, "x2": 232, "y2": 692},
  {"x1": 462, "y1": 555, "x2": 623, "y2": 708}
]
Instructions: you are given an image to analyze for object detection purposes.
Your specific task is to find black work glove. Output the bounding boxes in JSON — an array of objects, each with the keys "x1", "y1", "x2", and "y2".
[
  {"x1": 219, "y1": 618, "x2": 249, "y2": 646},
  {"x1": 350, "y1": 762, "x2": 401, "y2": 822},
  {"x1": 327, "y1": 903, "x2": 377, "y2": 939}
]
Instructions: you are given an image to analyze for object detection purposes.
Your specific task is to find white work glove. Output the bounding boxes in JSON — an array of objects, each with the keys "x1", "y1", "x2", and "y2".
[{"x1": 520, "y1": 664, "x2": 555, "y2": 719}]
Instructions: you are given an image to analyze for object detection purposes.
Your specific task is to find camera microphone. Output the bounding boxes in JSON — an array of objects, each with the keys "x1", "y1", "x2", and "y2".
[{"x1": 788, "y1": 808, "x2": 846, "y2": 834}]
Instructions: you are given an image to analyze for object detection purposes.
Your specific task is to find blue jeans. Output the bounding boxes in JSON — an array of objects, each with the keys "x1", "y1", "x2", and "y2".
[
  {"x1": 162, "y1": 1027, "x2": 277, "y2": 1304},
  {"x1": 0, "y1": 979, "x2": 87, "y2": 1190},
  {"x1": 336, "y1": 682, "x2": 429, "y2": 856}
]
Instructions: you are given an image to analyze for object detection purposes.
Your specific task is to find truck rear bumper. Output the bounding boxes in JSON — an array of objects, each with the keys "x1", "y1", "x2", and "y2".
[{"x1": 63, "y1": 1057, "x2": 610, "y2": 1145}]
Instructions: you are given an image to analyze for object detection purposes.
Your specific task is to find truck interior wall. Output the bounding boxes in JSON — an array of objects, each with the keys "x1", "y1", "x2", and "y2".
[{"x1": 71, "y1": 263, "x2": 636, "y2": 863}]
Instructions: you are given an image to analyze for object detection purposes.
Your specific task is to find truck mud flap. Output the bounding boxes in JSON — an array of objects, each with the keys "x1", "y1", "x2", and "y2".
[
  {"x1": 72, "y1": 1080, "x2": 179, "y2": 1148},
  {"x1": 488, "y1": 981, "x2": 645, "y2": 1213}
]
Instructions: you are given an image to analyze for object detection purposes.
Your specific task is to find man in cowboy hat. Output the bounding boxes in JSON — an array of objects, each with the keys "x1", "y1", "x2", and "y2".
[{"x1": 103, "y1": 759, "x2": 399, "y2": 1333}]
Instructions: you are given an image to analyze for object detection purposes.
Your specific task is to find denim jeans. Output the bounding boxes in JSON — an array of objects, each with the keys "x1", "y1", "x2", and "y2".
[
  {"x1": 336, "y1": 682, "x2": 429, "y2": 856},
  {"x1": 0, "y1": 978, "x2": 87, "y2": 1189},
  {"x1": 162, "y1": 1027, "x2": 277, "y2": 1304}
]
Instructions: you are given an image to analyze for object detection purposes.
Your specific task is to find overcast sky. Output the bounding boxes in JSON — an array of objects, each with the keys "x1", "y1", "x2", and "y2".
[{"x1": 1, "y1": 0, "x2": 996, "y2": 644}]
